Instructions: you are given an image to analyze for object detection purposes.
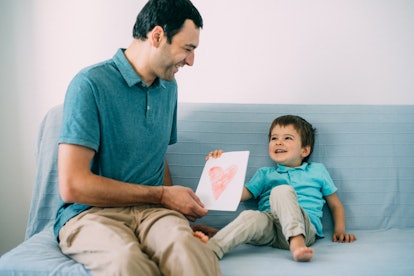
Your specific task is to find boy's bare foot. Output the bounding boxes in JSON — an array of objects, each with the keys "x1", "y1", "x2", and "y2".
[
  {"x1": 289, "y1": 234, "x2": 314, "y2": 262},
  {"x1": 191, "y1": 224, "x2": 219, "y2": 238},
  {"x1": 191, "y1": 224, "x2": 218, "y2": 243},
  {"x1": 292, "y1": 246, "x2": 314, "y2": 262},
  {"x1": 193, "y1": 231, "x2": 209, "y2": 243}
]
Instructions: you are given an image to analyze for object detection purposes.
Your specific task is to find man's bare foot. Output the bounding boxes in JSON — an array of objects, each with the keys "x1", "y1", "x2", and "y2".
[
  {"x1": 289, "y1": 234, "x2": 314, "y2": 262},
  {"x1": 193, "y1": 231, "x2": 209, "y2": 243}
]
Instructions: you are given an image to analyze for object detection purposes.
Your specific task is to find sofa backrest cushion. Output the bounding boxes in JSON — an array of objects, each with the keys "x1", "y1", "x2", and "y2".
[
  {"x1": 25, "y1": 103, "x2": 414, "y2": 238},
  {"x1": 166, "y1": 103, "x2": 414, "y2": 233},
  {"x1": 25, "y1": 105, "x2": 63, "y2": 239}
]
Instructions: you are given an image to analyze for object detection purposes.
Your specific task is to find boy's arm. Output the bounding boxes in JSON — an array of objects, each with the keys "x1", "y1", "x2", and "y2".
[
  {"x1": 325, "y1": 192, "x2": 357, "y2": 243},
  {"x1": 241, "y1": 187, "x2": 253, "y2": 201}
]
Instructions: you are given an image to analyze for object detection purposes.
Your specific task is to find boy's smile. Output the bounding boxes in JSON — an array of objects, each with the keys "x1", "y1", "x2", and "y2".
[{"x1": 269, "y1": 124, "x2": 310, "y2": 168}]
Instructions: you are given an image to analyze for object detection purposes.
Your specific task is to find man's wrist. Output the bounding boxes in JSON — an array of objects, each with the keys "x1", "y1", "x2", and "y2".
[{"x1": 159, "y1": 186, "x2": 164, "y2": 204}]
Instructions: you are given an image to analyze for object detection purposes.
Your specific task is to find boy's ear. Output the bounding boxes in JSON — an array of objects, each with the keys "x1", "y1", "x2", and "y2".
[{"x1": 301, "y1": 146, "x2": 311, "y2": 158}]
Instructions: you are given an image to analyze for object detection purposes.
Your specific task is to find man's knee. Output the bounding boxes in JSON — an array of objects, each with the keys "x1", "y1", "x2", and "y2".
[
  {"x1": 160, "y1": 233, "x2": 220, "y2": 275},
  {"x1": 80, "y1": 242, "x2": 159, "y2": 275}
]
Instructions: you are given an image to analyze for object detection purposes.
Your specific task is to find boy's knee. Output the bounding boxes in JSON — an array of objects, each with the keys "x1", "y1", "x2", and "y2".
[
  {"x1": 238, "y1": 210, "x2": 262, "y2": 220},
  {"x1": 271, "y1": 185, "x2": 296, "y2": 200},
  {"x1": 271, "y1": 184, "x2": 295, "y2": 194}
]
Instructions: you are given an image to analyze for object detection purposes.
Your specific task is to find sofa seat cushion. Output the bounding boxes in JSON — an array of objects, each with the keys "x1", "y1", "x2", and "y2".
[{"x1": 0, "y1": 228, "x2": 89, "y2": 275}]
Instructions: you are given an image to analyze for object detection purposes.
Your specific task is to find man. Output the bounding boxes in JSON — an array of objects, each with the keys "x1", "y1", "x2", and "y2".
[{"x1": 55, "y1": 0, "x2": 221, "y2": 275}]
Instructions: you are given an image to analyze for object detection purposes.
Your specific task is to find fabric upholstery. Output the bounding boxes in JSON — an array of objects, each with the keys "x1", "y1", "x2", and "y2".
[{"x1": 1, "y1": 103, "x2": 413, "y2": 275}]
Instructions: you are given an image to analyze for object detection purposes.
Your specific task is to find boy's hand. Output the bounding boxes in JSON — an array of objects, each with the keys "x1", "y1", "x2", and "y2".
[
  {"x1": 206, "y1": 150, "x2": 224, "y2": 160},
  {"x1": 332, "y1": 232, "x2": 357, "y2": 243}
]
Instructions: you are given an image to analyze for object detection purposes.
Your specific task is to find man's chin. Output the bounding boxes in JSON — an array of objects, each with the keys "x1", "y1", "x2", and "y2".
[
  {"x1": 162, "y1": 77, "x2": 175, "y2": 82},
  {"x1": 159, "y1": 73, "x2": 176, "y2": 82}
]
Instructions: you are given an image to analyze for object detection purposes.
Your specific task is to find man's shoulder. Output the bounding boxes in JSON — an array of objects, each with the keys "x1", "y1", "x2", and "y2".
[{"x1": 78, "y1": 59, "x2": 115, "y2": 77}]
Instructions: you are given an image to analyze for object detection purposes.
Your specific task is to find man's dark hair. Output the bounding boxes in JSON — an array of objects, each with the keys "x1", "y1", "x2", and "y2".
[
  {"x1": 133, "y1": 0, "x2": 203, "y2": 43},
  {"x1": 268, "y1": 115, "x2": 316, "y2": 162}
]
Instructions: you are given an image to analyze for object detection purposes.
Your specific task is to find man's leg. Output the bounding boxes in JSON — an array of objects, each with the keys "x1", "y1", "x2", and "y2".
[
  {"x1": 137, "y1": 207, "x2": 221, "y2": 276},
  {"x1": 59, "y1": 207, "x2": 160, "y2": 276},
  {"x1": 207, "y1": 210, "x2": 275, "y2": 259}
]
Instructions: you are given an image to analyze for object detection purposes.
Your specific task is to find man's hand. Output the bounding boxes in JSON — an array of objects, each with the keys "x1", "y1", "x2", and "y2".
[{"x1": 161, "y1": 185, "x2": 208, "y2": 221}]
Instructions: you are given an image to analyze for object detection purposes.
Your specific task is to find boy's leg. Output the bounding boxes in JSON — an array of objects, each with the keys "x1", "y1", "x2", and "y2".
[
  {"x1": 137, "y1": 207, "x2": 221, "y2": 276},
  {"x1": 269, "y1": 185, "x2": 316, "y2": 261},
  {"x1": 269, "y1": 185, "x2": 316, "y2": 247},
  {"x1": 207, "y1": 210, "x2": 275, "y2": 259},
  {"x1": 59, "y1": 207, "x2": 160, "y2": 276}
]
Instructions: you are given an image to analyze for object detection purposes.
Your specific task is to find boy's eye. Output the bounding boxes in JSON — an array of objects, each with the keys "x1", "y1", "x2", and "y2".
[{"x1": 285, "y1": 137, "x2": 293, "y2": 140}]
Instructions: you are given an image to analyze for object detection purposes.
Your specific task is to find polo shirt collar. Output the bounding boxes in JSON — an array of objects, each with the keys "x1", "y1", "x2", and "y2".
[
  {"x1": 113, "y1": 48, "x2": 163, "y2": 89},
  {"x1": 276, "y1": 162, "x2": 308, "y2": 173}
]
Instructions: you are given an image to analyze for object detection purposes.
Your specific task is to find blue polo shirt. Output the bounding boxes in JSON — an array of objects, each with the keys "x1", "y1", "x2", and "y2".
[
  {"x1": 54, "y1": 49, "x2": 177, "y2": 238},
  {"x1": 245, "y1": 162, "x2": 337, "y2": 237}
]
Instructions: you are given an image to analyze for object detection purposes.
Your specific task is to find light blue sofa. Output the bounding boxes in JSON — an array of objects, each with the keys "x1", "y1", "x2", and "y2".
[{"x1": 1, "y1": 103, "x2": 413, "y2": 275}]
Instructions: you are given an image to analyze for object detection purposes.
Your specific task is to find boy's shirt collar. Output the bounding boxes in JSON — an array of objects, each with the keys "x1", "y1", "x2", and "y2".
[{"x1": 276, "y1": 162, "x2": 309, "y2": 173}]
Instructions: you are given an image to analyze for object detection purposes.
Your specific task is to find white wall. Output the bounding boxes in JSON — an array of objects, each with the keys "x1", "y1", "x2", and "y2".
[{"x1": 1, "y1": 0, "x2": 413, "y2": 255}]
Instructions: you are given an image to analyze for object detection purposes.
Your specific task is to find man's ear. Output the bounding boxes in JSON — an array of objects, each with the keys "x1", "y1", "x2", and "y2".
[
  {"x1": 301, "y1": 146, "x2": 311, "y2": 159},
  {"x1": 150, "y1": 25, "x2": 164, "y2": 47}
]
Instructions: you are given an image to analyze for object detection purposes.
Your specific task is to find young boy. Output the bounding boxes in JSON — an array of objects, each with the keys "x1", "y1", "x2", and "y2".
[{"x1": 194, "y1": 115, "x2": 356, "y2": 262}]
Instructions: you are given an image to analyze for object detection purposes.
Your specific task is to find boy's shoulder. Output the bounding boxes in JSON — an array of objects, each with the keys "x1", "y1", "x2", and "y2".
[
  {"x1": 305, "y1": 162, "x2": 332, "y2": 176},
  {"x1": 304, "y1": 161, "x2": 328, "y2": 169},
  {"x1": 305, "y1": 161, "x2": 326, "y2": 167}
]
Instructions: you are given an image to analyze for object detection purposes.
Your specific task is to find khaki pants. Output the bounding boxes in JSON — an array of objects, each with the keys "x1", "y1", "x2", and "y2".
[
  {"x1": 59, "y1": 205, "x2": 221, "y2": 276},
  {"x1": 208, "y1": 185, "x2": 316, "y2": 259}
]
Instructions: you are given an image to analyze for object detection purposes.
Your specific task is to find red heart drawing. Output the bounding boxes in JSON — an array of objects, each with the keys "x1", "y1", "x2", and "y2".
[{"x1": 209, "y1": 165, "x2": 238, "y2": 200}]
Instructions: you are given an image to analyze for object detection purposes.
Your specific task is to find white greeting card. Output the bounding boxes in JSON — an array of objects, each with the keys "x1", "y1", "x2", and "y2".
[{"x1": 195, "y1": 151, "x2": 250, "y2": 211}]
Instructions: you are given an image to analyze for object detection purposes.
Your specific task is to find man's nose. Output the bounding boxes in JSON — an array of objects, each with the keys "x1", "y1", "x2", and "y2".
[{"x1": 185, "y1": 51, "x2": 195, "y2": 66}]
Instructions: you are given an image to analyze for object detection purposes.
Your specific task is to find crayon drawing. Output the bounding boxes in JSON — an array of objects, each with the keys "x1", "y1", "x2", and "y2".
[
  {"x1": 196, "y1": 151, "x2": 250, "y2": 211},
  {"x1": 209, "y1": 165, "x2": 238, "y2": 200}
]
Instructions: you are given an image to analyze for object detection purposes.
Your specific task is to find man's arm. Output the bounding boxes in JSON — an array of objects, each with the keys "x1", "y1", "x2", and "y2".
[
  {"x1": 163, "y1": 160, "x2": 173, "y2": 186},
  {"x1": 58, "y1": 143, "x2": 207, "y2": 220}
]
